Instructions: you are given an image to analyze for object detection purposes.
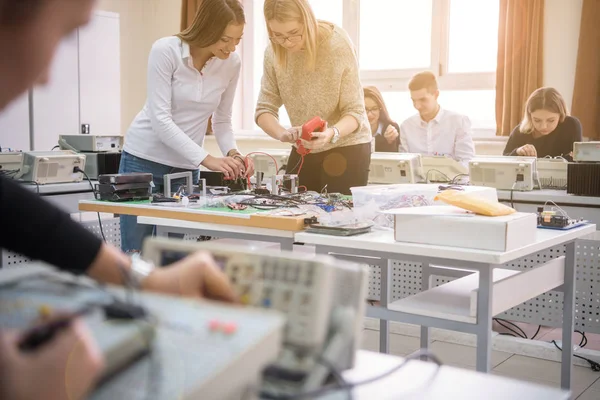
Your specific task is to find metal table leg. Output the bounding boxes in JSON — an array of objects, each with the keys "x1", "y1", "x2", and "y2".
[
  {"x1": 475, "y1": 264, "x2": 494, "y2": 372},
  {"x1": 561, "y1": 241, "x2": 576, "y2": 390},
  {"x1": 378, "y1": 259, "x2": 391, "y2": 354},
  {"x1": 420, "y1": 262, "x2": 431, "y2": 354}
]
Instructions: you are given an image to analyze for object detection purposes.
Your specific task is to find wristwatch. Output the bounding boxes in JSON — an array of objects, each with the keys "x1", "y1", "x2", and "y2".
[
  {"x1": 126, "y1": 253, "x2": 156, "y2": 289},
  {"x1": 330, "y1": 126, "x2": 340, "y2": 144}
]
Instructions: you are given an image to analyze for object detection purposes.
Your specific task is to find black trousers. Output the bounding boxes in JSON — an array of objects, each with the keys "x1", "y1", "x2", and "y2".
[{"x1": 285, "y1": 142, "x2": 371, "y2": 195}]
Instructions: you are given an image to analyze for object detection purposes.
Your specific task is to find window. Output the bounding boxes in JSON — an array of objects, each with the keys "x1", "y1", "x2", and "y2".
[
  {"x1": 242, "y1": 0, "x2": 500, "y2": 135},
  {"x1": 359, "y1": 0, "x2": 433, "y2": 71}
]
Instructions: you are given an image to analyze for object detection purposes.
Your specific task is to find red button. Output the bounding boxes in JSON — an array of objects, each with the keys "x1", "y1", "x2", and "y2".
[
  {"x1": 209, "y1": 320, "x2": 221, "y2": 331},
  {"x1": 223, "y1": 322, "x2": 238, "y2": 335}
]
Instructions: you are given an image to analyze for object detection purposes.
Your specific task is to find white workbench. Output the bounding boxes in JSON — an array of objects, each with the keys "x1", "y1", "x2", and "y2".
[
  {"x1": 137, "y1": 216, "x2": 296, "y2": 251},
  {"x1": 295, "y1": 224, "x2": 596, "y2": 391},
  {"x1": 497, "y1": 189, "x2": 600, "y2": 229},
  {"x1": 321, "y1": 350, "x2": 569, "y2": 400}
]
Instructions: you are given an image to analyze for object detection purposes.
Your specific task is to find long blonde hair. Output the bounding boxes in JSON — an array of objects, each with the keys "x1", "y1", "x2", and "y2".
[
  {"x1": 519, "y1": 87, "x2": 569, "y2": 134},
  {"x1": 263, "y1": 0, "x2": 321, "y2": 70},
  {"x1": 177, "y1": 0, "x2": 245, "y2": 48}
]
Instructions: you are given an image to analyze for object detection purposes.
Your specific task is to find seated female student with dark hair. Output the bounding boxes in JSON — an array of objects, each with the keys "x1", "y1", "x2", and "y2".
[
  {"x1": 363, "y1": 86, "x2": 400, "y2": 152},
  {"x1": 503, "y1": 87, "x2": 583, "y2": 160}
]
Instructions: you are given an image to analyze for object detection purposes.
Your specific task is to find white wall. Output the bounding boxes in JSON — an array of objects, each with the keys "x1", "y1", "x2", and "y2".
[
  {"x1": 543, "y1": 0, "x2": 583, "y2": 111},
  {"x1": 96, "y1": 0, "x2": 182, "y2": 135}
]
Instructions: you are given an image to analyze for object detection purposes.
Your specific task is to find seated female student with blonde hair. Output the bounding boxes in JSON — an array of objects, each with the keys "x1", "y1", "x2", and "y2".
[
  {"x1": 364, "y1": 86, "x2": 400, "y2": 152},
  {"x1": 255, "y1": 0, "x2": 372, "y2": 195},
  {"x1": 503, "y1": 87, "x2": 583, "y2": 160}
]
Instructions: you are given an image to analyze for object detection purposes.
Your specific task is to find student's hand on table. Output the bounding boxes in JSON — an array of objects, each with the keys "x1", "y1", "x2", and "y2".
[
  {"x1": 383, "y1": 124, "x2": 399, "y2": 144},
  {"x1": 301, "y1": 125, "x2": 334, "y2": 150},
  {"x1": 516, "y1": 144, "x2": 537, "y2": 157},
  {"x1": 201, "y1": 154, "x2": 245, "y2": 179},
  {"x1": 0, "y1": 319, "x2": 104, "y2": 400},
  {"x1": 279, "y1": 126, "x2": 301, "y2": 143},
  {"x1": 142, "y1": 251, "x2": 237, "y2": 302}
]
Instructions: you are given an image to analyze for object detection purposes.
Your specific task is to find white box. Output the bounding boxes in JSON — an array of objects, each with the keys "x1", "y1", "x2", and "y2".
[
  {"x1": 351, "y1": 184, "x2": 498, "y2": 229},
  {"x1": 388, "y1": 205, "x2": 537, "y2": 251}
]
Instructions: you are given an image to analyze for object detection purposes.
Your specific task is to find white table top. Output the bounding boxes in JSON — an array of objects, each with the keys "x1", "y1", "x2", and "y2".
[
  {"x1": 22, "y1": 180, "x2": 96, "y2": 195},
  {"x1": 295, "y1": 224, "x2": 596, "y2": 264},
  {"x1": 137, "y1": 216, "x2": 295, "y2": 238},
  {"x1": 324, "y1": 350, "x2": 569, "y2": 400},
  {"x1": 497, "y1": 189, "x2": 600, "y2": 206}
]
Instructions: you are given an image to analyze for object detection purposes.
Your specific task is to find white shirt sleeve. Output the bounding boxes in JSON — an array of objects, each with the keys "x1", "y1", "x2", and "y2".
[
  {"x1": 399, "y1": 121, "x2": 409, "y2": 153},
  {"x1": 212, "y1": 58, "x2": 241, "y2": 156},
  {"x1": 146, "y1": 41, "x2": 209, "y2": 166},
  {"x1": 454, "y1": 115, "x2": 475, "y2": 163}
]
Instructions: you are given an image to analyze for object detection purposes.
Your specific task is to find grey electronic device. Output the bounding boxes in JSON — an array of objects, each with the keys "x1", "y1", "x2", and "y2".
[
  {"x1": 573, "y1": 141, "x2": 600, "y2": 162},
  {"x1": 0, "y1": 151, "x2": 23, "y2": 172},
  {"x1": 59, "y1": 134, "x2": 123, "y2": 152},
  {"x1": 368, "y1": 152, "x2": 422, "y2": 184},
  {"x1": 0, "y1": 264, "x2": 285, "y2": 400},
  {"x1": 141, "y1": 237, "x2": 369, "y2": 398},
  {"x1": 163, "y1": 171, "x2": 194, "y2": 196},
  {"x1": 469, "y1": 156, "x2": 537, "y2": 191},
  {"x1": 82, "y1": 152, "x2": 122, "y2": 179},
  {"x1": 421, "y1": 155, "x2": 468, "y2": 182},
  {"x1": 537, "y1": 157, "x2": 568, "y2": 189},
  {"x1": 17, "y1": 150, "x2": 86, "y2": 184}
]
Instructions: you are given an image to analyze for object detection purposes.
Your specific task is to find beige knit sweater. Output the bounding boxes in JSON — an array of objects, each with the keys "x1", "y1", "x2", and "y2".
[{"x1": 255, "y1": 22, "x2": 372, "y2": 153}]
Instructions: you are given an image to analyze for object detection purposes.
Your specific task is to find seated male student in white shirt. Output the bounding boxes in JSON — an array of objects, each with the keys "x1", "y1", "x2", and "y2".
[
  {"x1": 119, "y1": 0, "x2": 255, "y2": 253},
  {"x1": 399, "y1": 71, "x2": 475, "y2": 165}
]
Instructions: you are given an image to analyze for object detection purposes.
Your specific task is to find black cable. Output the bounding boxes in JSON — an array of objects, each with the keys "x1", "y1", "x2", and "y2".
[
  {"x1": 493, "y1": 318, "x2": 527, "y2": 339},
  {"x1": 531, "y1": 325, "x2": 542, "y2": 340},
  {"x1": 551, "y1": 340, "x2": 600, "y2": 372},
  {"x1": 576, "y1": 330, "x2": 587, "y2": 348},
  {"x1": 76, "y1": 167, "x2": 106, "y2": 242},
  {"x1": 317, "y1": 357, "x2": 353, "y2": 400},
  {"x1": 510, "y1": 188, "x2": 515, "y2": 208},
  {"x1": 260, "y1": 349, "x2": 442, "y2": 400},
  {"x1": 51, "y1": 145, "x2": 60, "y2": 150},
  {"x1": 426, "y1": 169, "x2": 451, "y2": 183}
]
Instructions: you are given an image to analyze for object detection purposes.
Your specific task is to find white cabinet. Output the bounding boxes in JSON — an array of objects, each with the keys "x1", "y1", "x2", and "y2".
[
  {"x1": 79, "y1": 11, "x2": 121, "y2": 136},
  {"x1": 0, "y1": 93, "x2": 30, "y2": 152},
  {"x1": 0, "y1": 11, "x2": 121, "y2": 152},
  {"x1": 31, "y1": 33, "x2": 80, "y2": 151}
]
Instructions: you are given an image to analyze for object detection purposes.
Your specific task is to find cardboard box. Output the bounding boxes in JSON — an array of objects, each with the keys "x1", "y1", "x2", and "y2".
[{"x1": 388, "y1": 206, "x2": 537, "y2": 252}]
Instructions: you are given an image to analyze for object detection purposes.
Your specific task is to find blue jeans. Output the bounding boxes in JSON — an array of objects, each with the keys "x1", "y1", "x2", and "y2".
[{"x1": 118, "y1": 151, "x2": 199, "y2": 252}]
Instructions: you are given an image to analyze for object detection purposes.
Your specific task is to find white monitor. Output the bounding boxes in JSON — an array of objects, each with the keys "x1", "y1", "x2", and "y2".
[
  {"x1": 368, "y1": 152, "x2": 422, "y2": 184},
  {"x1": 469, "y1": 156, "x2": 536, "y2": 191},
  {"x1": 421, "y1": 156, "x2": 468, "y2": 182}
]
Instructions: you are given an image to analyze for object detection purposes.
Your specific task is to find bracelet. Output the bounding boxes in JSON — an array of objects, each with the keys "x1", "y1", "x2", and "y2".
[{"x1": 227, "y1": 149, "x2": 241, "y2": 157}]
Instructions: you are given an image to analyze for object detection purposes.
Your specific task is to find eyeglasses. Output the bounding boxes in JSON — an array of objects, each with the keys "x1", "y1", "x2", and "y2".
[
  {"x1": 269, "y1": 34, "x2": 303, "y2": 45},
  {"x1": 365, "y1": 107, "x2": 380, "y2": 114}
]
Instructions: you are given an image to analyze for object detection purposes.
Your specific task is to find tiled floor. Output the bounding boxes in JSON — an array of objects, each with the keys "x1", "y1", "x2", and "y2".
[{"x1": 361, "y1": 328, "x2": 600, "y2": 399}]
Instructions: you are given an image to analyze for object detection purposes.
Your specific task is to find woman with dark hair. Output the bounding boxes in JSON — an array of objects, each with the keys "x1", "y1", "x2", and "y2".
[
  {"x1": 503, "y1": 87, "x2": 583, "y2": 160},
  {"x1": 363, "y1": 86, "x2": 400, "y2": 152},
  {"x1": 0, "y1": 1, "x2": 237, "y2": 398},
  {"x1": 119, "y1": 0, "x2": 254, "y2": 252}
]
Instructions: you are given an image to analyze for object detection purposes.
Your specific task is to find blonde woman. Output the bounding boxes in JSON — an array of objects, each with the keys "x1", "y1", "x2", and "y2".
[
  {"x1": 255, "y1": 0, "x2": 372, "y2": 194},
  {"x1": 120, "y1": 0, "x2": 254, "y2": 252},
  {"x1": 503, "y1": 87, "x2": 583, "y2": 160}
]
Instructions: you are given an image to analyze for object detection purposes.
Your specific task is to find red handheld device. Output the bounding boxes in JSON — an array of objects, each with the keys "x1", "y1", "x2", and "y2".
[{"x1": 296, "y1": 116, "x2": 326, "y2": 156}]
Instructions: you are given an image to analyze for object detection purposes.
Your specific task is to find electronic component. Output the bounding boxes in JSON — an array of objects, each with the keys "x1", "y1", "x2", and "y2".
[
  {"x1": 98, "y1": 172, "x2": 153, "y2": 184},
  {"x1": 59, "y1": 134, "x2": 123, "y2": 152},
  {"x1": 537, "y1": 157, "x2": 568, "y2": 189},
  {"x1": 297, "y1": 116, "x2": 326, "y2": 156},
  {"x1": 368, "y1": 152, "x2": 422, "y2": 184},
  {"x1": 81, "y1": 152, "x2": 121, "y2": 179},
  {"x1": 17, "y1": 150, "x2": 86, "y2": 184},
  {"x1": 567, "y1": 162, "x2": 600, "y2": 197},
  {"x1": 200, "y1": 170, "x2": 247, "y2": 191},
  {"x1": 250, "y1": 149, "x2": 290, "y2": 179},
  {"x1": 469, "y1": 156, "x2": 536, "y2": 191},
  {"x1": 270, "y1": 174, "x2": 299, "y2": 195},
  {"x1": 0, "y1": 151, "x2": 23, "y2": 172},
  {"x1": 163, "y1": 171, "x2": 194, "y2": 197},
  {"x1": 96, "y1": 182, "x2": 152, "y2": 202},
  {"x1": 536, "y1": 204, "x2": 586, "y2": 229},
  {"x1": 142, "y1": 237, "x2": 369, "y2": 397},
  {"x1": 573, "y1": 141, "x2": 600, "y2": 162},
  {"x1": 421, "y1": 155, "x2": 468, "y2": 182}
]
